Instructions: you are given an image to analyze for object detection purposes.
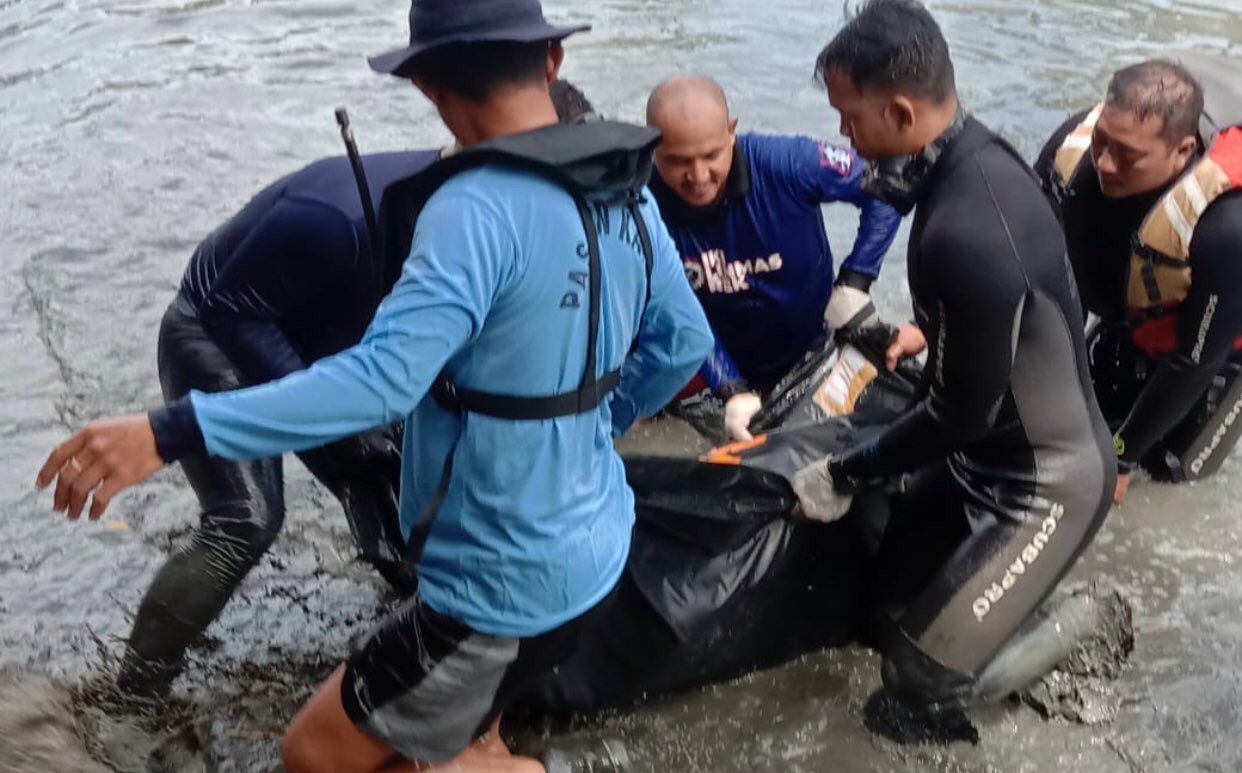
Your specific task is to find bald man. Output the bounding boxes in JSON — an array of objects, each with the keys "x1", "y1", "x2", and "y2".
[{"x1": 647, "y1": 75, "x2": 903, "y2": 443}]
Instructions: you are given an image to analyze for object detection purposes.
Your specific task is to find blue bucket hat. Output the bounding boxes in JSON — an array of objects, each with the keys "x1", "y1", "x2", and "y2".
[{"x1": 368, "y1": 0, "x2": 591, "y2": 77}]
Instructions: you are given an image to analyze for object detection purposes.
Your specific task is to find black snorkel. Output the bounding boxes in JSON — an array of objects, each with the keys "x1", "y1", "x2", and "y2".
[{"x1": 334, "y1": 108, "x2": 380, "y2": 261}]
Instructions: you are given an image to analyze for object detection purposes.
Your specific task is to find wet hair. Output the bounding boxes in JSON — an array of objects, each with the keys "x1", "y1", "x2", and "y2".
[
  {"x1": 401, "y1": 40, "x2": 550, "y2": 102},
  {"x1": 1106, "y1": 60, "x2": 1204, "y2": 144},
  {"x1": 551, "y1": 78, "x2": 596, "y2": 123},
  {"x1": 813, "y1": 0, "x2": 955, "y2": 103}
]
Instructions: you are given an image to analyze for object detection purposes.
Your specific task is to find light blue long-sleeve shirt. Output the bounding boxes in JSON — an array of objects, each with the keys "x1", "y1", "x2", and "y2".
[{"x1": 173, "y1": 165, "x2": 712, "y2": 636}]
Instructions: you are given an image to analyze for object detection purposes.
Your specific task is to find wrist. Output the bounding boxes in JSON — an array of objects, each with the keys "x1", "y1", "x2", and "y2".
[
  {"x1": 1113, "y1": 433, "x2": 1137, "y2": 474},
  {"x1": 717, "y1": 379, "x2": 752, "y2": 402},
  {"x1": 148, "y1": 395, "x2": 206, "y2": 463},
  {"x1": 836, "y1": 269, "x2": 874, "y2": 293}
]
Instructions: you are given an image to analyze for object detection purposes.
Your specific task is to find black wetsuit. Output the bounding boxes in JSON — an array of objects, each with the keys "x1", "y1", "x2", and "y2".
[
  {"x1": 127, "y1": 150, "x2": 438, "y2": 695},
  {"x1": 1036, "y1": 113, "x2": 1242, "y2": 480},
  {"x1": 832, "y1": 117, "x2": 1114, "y2": 704}
]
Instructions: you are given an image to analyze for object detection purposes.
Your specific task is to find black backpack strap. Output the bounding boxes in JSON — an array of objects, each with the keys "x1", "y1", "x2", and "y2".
[
  {"x1": 403, "y1": 428, "x2": 458, "y2": 566},
  {"x1": 574, "y1": 192, "x2": 606, "y2": 412},
  {"x1": 407, "y1": 189, "x2": 623, "y2": 563},
  {"x1": 432, "y1": 370, "x2": 622, "y2": 419},
  {"x1": 628, "y1": 195, "x2": 655, "y2": 327},
  {"x1": 431, "y1": 188, "x2": 626, "y2": 420}
]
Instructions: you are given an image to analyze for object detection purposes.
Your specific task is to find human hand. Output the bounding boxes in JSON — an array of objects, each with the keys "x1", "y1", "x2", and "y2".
[
  {"x1": 1113, "y1": 472, "x2": 1131, "y2": 505},
  {"x1": 825, "y1": 285, "x2": 874, "y2": 332},
  {"x1": 35, "y1": 413, "x2": 164, "y2": 520},
  {"x1": 791, "y1": 456, "x2": 854, "y2": 522},
  {"x1": 723, "y1": 392, "x2": 762, "y2": 442},
  {"x1": 885, "y1": 324, "x2": 927, "y2": 371}
]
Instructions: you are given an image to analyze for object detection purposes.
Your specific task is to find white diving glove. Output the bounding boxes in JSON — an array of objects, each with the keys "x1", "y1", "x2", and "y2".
[
  {"x1": 825, "y1": 284, "x2": 875, "y2": 332},
  {"x1": 723, "y1": 392, "x2": 763, "y2": 442},
  {"x1": 791, "y1": 457, "x2": 854, "y2": 523}
]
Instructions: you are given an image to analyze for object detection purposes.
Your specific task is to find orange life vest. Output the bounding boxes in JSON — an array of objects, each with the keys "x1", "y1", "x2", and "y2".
[{"x1": 1054, "y1": 105, "x2": 1242, "y2": 356}]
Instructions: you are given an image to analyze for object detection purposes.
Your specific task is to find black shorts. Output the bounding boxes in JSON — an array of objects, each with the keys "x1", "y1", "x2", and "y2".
[{"x1": 340, "y1": 588, "x2": 617, "y2": 762}]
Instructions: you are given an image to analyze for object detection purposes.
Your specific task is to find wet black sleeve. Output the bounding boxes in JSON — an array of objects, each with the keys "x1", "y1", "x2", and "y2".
[
  {"x1": 149, "y1": 396, "x2": 204, "y2": 462},
  {"x1": 836, "y1": 226, "x2": 1028, "y2": 479},
  {"x1": 1115, "y1": 192, "x2": 1242, "y2": 466},
  {"x1": 197, "y1": 198, "x2": 358, "y2": 383}
]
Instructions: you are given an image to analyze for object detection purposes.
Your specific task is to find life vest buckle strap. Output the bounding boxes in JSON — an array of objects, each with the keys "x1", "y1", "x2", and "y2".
[
  {"x1": 433, "y1": 367, "x2": 622, "y2": 421},
  {"x1": 1130, "y1": 233, "x2": 1184, "y2": 270},
  {"x1": 1139, "y1": 260, "x2": 1162, "y2": 305},
  {"x1": 430, "y1": 375, "x2": 460, "y2": 412}
]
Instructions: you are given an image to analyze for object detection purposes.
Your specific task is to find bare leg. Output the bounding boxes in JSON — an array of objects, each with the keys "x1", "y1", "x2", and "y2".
[{"x1": 283, "y1": 668, "x2": 545, "y2": 773}]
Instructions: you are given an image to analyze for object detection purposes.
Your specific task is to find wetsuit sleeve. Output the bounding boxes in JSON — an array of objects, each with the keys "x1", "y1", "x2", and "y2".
[
  {"x1": 835, "y1": 229, "x2": 1027, "y2": 479},
  {"x1": 787, "y1": 137, "x2": 902, "y2": 283},
  {"x1": 149, "y1": 188, "x2": 510, "y2": 462},
  {"x1": 196, "y1": 198, "x2": 358, "y2": 382},
  {"x1": 1114, "y1": 193, "x2": 1242, "y2": 466},
  {"x1": 609, "y1": 199, "x2": 714, "y2": 436}
]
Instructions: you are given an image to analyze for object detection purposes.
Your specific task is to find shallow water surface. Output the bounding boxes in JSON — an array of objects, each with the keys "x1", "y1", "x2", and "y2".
[{"x1": 2, "y1": 0, "x2": 1241, "y2": 770}]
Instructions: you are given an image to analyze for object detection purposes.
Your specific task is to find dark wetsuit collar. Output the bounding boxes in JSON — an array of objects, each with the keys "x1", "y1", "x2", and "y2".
[
  {"x1": 861, "y1": 110, "x2": 968, "y2": 215},
  {"x1": 649, "y1": 139, "x2": 750, "y2": 224}
]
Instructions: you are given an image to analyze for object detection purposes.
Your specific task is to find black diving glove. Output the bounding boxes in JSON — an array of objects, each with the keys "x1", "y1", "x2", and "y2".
[{"x1": 827, "y1": 450, "x2": 904, "y2": 497}]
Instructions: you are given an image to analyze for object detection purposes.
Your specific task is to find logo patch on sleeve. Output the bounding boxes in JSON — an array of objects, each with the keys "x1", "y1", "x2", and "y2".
[{"x1": 818, "y1": 143, "x2": 854, "y2": 175}]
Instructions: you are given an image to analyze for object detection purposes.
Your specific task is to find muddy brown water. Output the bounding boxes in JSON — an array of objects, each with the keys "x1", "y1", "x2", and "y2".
[{"x1": 2, "y1": 0, "x2": 1241, "y2": 770}]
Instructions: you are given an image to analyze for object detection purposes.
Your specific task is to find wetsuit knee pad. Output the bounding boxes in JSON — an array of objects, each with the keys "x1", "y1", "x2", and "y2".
[{"x1": 1149, "y1": 361, "x2": 1242, "y2": 482}]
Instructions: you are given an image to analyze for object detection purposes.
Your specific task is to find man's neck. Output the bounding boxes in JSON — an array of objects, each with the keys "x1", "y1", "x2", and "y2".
[
  {"x1": 913, "y1": 94, "x2": 962, "y2": 150},
  {"x1": 448, "y1": 86, "x2": 560, "y2": 147}
]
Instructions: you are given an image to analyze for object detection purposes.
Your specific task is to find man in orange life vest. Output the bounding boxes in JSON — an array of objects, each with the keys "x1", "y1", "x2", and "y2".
[{"x1": 1036, "y1": 59, "x2": 1242, "y2": 505}]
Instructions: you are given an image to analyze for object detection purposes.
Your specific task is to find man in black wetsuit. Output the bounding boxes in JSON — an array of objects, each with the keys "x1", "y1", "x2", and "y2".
[
  {"x1": 1035, "y1": 60, "x2": 1242, "y2": 503},
  {"x1": 812, "y1": 0, "x2": 1115, "y2": 706},
  {"x1": 117, "y1": 83, "x2": 595, "y2": 698}
]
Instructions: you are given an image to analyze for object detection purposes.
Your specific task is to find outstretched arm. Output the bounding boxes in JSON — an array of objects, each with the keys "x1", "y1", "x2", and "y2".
[
  {"x1": 37, "y1": 188, "x2": 506, "y2": 519},
  {"x1": 1112, "y1": 194, "x2": 1242, "y2": 498}
]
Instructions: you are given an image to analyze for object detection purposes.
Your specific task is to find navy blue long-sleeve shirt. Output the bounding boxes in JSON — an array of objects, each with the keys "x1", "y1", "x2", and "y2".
[
  {"x1": 177, "y1": 150, "x2": 441, "y2": 384},
  {"x1": 649, "y1": 133, "x2": 902, "y2": 393}
]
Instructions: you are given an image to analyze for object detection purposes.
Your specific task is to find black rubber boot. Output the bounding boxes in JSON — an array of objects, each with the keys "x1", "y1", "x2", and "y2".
[
  {"x1": 118, "y1": 527, "x2": 271, "y2": 699},
  {"x1": 115, "y1": 649, "x2": 186, "y2": 701}
]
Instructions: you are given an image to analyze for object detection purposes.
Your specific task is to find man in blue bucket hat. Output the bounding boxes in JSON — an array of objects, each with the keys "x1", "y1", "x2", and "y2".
[
  {"x1": 100, "y1": 72, "x2": 600, "y2": 704},
  {"x1": 36, "y1": 0, "x2": 712, "y2": 769},
  {"x1": 366, "y1": 0, "x2": 590, "y2": 75}
]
